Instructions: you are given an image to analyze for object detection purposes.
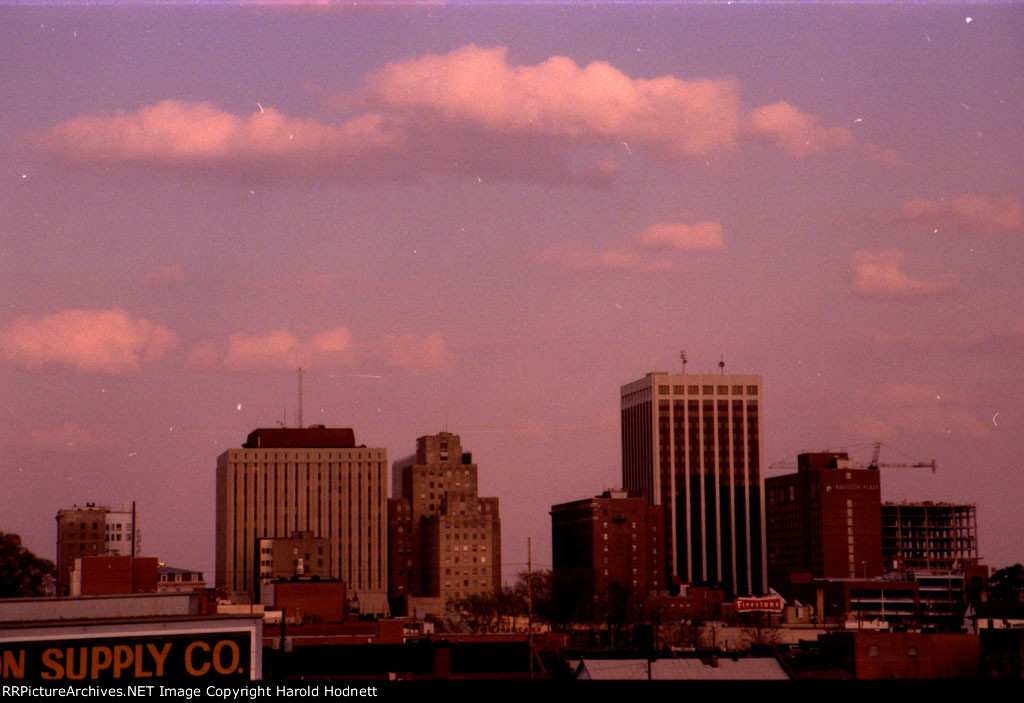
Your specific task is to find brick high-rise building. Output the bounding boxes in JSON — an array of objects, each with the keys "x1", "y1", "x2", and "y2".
[
  {"x1": 388, "y1": 432, "x2": 500, "y2": 616},
  {"x1": 550, "y1": 490, "x2": 665, "y2": 617},
  {"x1": 766, "y1": 452, "x2": 883, "y2": 591},
  {"x1": 621, "y1": 371, "x2": 766, "y2": 596},
  {"x1": 215, "y1": 427, "x2": 389, "y2": 615}
]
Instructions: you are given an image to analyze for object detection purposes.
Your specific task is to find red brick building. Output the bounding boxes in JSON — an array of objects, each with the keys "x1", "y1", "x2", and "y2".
[
  {"x1": 71, "y1": 555, "x2": 158, "y2": 595},
  {"x1": 817, "y1": 631, "x2": 979, "y2": 679},
  {"x1": 264, "y1": 580, "x2": 348, "y2": 624},
  {"x1": 551, "y1": 491, "x2": 665, "y2": 619},
  {"x1": 767, "y1": 452, "x2": 883, "y2": 591}
]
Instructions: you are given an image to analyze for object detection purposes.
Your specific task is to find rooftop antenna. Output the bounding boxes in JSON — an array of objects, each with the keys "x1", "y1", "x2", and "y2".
[
  {"x1": 680, "y1": 350, "x2": 688, "y2": 374},
  {"x1": 297, "y1": 367, "x2": 304, "y2": 429},
  {"x1": 718, "y1": 355, "x2": 725, "y2": 375}
]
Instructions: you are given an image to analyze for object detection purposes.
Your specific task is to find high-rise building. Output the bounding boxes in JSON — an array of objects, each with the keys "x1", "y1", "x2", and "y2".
[
  {"x1": 215, "y1": 427, "x2": 389, "y2": 615},
  {"x1": 55, "y1": 503, "x2": 136, "y2": 595},
  {"x1": 388, "y1": 432, "x2": 500, "y2": 615},
  {"x1": 881, "y1": 502, "x2": 978, "y2": 573},
  {"x1": 621, "y1": 371, "x2": 766, "y2": 596},
  {"x1": 766, "y1": 452, "x2": 883, "y2": 590},
  {"x1": 550, "y1": 490, "x2": 665, "y2": 618}
]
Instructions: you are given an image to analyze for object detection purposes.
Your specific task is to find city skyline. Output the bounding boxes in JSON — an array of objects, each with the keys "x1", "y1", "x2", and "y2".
[{"x1": 1, "y1": 3, "x2": 1022, "y2": 582}]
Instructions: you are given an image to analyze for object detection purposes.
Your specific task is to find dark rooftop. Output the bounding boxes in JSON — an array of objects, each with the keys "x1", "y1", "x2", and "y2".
[{"x1": 243, "y1": 427, "x2": 356, "y2": 449}]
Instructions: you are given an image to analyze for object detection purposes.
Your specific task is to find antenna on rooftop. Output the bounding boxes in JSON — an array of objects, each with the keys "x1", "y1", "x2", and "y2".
[
  {"x1": 680, "y1": 350, "x2": 688, "y2": 374},
  {"x1": 718, "y1": 355, "x2": 725, "y2": 374},
  {"x1": 297, "y1": 367, "x2": 304, "y2": 429}
]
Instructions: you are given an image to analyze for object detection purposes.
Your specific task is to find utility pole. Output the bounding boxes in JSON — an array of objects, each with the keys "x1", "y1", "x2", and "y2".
[
  {"x1": 527, "y1": 537, "x2": 534, "y2": 680},
  {"x1": 297, "y1": 367, "x2": 304, "y2": 429}
]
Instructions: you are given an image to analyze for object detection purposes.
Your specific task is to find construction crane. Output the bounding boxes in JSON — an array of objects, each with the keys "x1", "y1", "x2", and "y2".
[
  {"x1": 767, "y1": 442, "x2": 936, "y2": 474},
  {"x1": 865, "y1": 441, "x2": 937, "y2": 473}
]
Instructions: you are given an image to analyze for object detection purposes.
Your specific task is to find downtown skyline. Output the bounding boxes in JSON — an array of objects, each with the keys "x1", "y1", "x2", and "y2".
[{"x1": 1, "y1": 2, "x2": 1022, "y2": 583}]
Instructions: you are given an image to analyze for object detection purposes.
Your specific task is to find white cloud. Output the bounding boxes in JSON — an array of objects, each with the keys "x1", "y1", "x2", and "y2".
[
  {"x1": 538, "y1": 246, "x2": 682, "y2": 273},
  {"x1": 634, "y1": 221, "x2": 724, "y2": 250},
  {"x1": 26, "y1": 422, "x2": 107, "y2": 452},
  {"x1": 37, "y1": 46, "x2": 858, "y2": 184},
  {"x1": 0, "y1": 309, "x2": 177, "y2": 374},
  {"x1": 851, "y1": 250, "x2": 953, "y2": 299},
  {"x1": 361, "y1": 44, "x2": 742, "y2": 159},
  {"x1": 897, "y1": 194, "x2": 1023, "y2": 234},
  {"x1": 370, "y1": 332, "x2": 454, "y2": 373},
  {"x1": 194, "y1": 326, "x2": 450, "y2": 373},
  {"x1": 746, "y1": 101, "x2": 853, "y2": 156},
  {"x1": 37, "y1": 100, "x2": 401, "y2": 175},
  {"x1": 222, "y1": 329, "x2": 304, "y2": 370},
  {"x1": 848, "y1": 383, "x2": 990, "y2": 439}
]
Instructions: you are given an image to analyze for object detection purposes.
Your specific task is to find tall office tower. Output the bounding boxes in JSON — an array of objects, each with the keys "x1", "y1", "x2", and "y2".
[
  {"x1": 621, "y1": 371, "x2": 766, "y2": 596},
  {"x1": 766, "y1": 452, "x2": 883, "y2": 590},
  {"x1": 216, "y1": 427, "x2": 389, "y2": 616},
  {"x1": 388, "y1": 432, "x2": 501, "y2": 616},
  {"x1": 55, "y1": 503, "x2": 136, "y2": 595},
  {"x1": 550, "y1": 491, "x2": 665, "y2": 616},
  {"x1": 881, "y1": 502, "x2": 978, "y2": 573}
]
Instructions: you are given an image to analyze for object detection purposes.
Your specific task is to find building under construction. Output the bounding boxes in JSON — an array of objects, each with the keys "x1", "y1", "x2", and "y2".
[{"x1": 881, "y1": 502, "x2": 978, "y2": 573}]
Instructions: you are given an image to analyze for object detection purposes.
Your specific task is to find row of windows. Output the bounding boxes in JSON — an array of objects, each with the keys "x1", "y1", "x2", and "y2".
[{"x1": 657, "y1": 385, "x2": 759, "y2": 396}]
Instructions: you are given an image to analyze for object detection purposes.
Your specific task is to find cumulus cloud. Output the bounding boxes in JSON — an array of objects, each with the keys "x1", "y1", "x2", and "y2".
[
  {"x1": 873, "y1": 316, "x2": 1024, "y2": 349},
  {"x1": 37, "y1": 100, "x2": 402, "y2": 177},
  {"x1": 746, "y1": 101, "x2": 854, "y2": 156},
  {"x1": 309, "y1": 327, "x2": 354, "y2": 354},
  {"x1": 222, "y1": 329, "x2": 305, "y2": 370},
  {"x1": 848, "y1": 383, "x2": 990, "y2": 439},
  {"x1": 369, "y1": 332, "x2": 454, "y2": 372},
  {"x1": 0, "y1": 309, "x2": 177, "y2": 374},
  {"x1": 361, "y1": 44, "x2": 742, "y2": 159},
  {"x1": 194, "y1": 326, "x2": 450, "y2": 373},
  {"x1": 538, "y1": 246, "x2": 682, "y2": 273},
  {"x1": 540, "y1": 219, "x2": 724, "y2": 273},
  {"x1": 37, "y1": 46, "x2": 856, "y2": 183},
  {"x1": 897, "y1": 194, "x2": 1023, "y2": 234},
  {"x1": 851, "y1": 250, "x2": 953, "y2": 299},
  {"x1": 217, "y1": 327, "x2": 356, "y2": 370},
  {"x1": 634, "y1": 221, "x2": 724, "y2": 250},
  {"x1": 27, "y1": 422, "x2": 107, "y2": 452}
]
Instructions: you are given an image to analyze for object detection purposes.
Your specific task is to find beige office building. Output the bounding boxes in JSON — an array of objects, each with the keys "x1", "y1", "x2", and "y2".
[
  {"x1": 621, "y1": 371, "x2": 767, "y2": 596},
  {"x1": 216, "y1": 427, "x2": 389, "y2": 616},
  {"x1": 389, "y1": 432, "x2": 501, "y2": 615}
]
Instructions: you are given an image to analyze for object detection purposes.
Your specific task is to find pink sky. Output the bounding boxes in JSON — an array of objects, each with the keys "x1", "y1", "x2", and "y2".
[{"x1": 1, "y1": 3, "x2": 1022, "y2": 582}]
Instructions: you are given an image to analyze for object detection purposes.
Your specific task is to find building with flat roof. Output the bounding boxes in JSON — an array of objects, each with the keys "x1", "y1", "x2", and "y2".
[
  {"x1": 216, "y1": 426, "x2": 389, "y2": 615},
  {"x1": 388, "y1": 432, "x2": 500, "y2": 615},
  {"x1": 157, "y1": 565, "x2": 207, "y2": 593},
  {"x1": 551, "y1": 490, "x2": 665, "y2": 620},
  {"x1": 621, "y1": 371, "x2": 766, "y2": 596},
  {"x1": 881, "y1": 502, "x2": 978, "y2": 573},
  {"x1": 767, "y1": 452, "x2": 883, "y2": 590},
  {"x1": 55, "y1": 503, "x2": 136, "y2": 595}
]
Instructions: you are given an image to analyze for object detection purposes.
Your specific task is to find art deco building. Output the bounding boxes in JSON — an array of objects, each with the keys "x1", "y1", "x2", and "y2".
[
  {"x1": 215, "y1": 426, "x2": 389, "y2": 615},
  {"x1": 388, "y1": 432, "x2": 500, "y2": 615},
  {"x1": 621, "y1": 371, "x2": 766, "y2": 596}
]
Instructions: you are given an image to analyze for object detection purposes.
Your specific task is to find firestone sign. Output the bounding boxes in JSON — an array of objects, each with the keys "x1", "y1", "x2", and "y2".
[
  {"x1": 0, "y1": 632, "x2": 254, "y2": 682},
  {"x1": 734, "y1": 596, "x2": 784, "y2": 613}
]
